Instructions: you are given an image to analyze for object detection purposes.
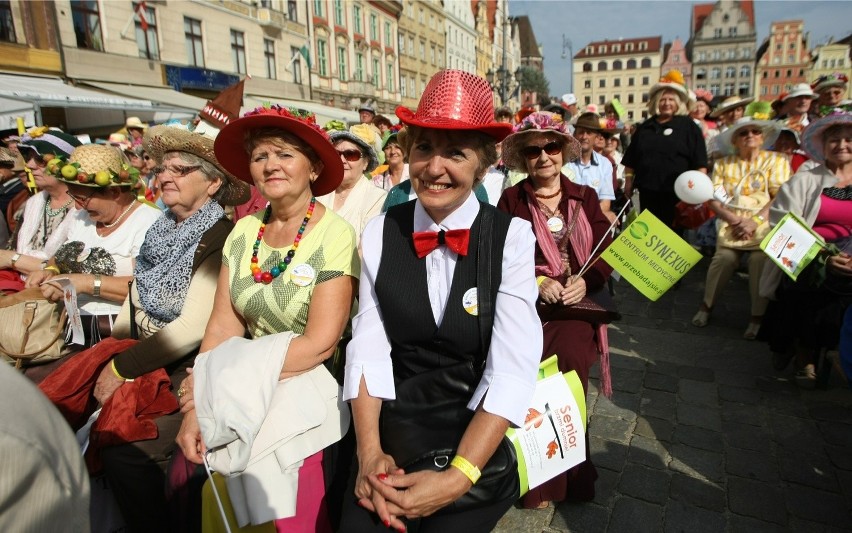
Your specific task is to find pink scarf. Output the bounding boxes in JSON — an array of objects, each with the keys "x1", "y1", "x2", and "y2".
[{"x1": 524, "y1": 180, "x2": 613, "y2": 397}]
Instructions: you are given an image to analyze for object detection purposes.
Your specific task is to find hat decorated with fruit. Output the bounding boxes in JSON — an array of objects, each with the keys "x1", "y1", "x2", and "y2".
[
  {"x1": 17, "y1": 126, "x2": 82, "y2": 159},
  {"x1": 48, "y1": 144, "x2": 140, "y2": 188}
]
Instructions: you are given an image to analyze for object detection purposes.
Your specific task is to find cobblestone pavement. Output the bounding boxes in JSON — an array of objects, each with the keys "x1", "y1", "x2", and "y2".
[{"x1": 494, "y1": 258, "x2": 852, "y2": 532}]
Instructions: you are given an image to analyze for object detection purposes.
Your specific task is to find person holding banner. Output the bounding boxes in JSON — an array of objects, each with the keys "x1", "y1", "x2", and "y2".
[
  {"x1": 341, "y1": 69, "x2": 542, "y2": 532},
  {"x1": 498, "y1": 111, "x2": 614, "y2": 509},
  {"x1": 760, "y1": 110, "x2": 852, "y2": 386},
  {"x1": 691, "y1": 103, "x2": 792, "y2": 339}
]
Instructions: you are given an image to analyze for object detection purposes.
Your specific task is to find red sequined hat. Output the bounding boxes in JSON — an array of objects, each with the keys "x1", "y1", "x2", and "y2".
[{"x1": 395, "y1": 69, "x2": 513, "y2": 141}]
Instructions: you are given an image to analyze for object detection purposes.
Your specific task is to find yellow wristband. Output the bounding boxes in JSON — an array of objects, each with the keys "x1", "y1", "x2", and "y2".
[
  {"x1": 110, "y1": 359, "x2": 129, "y2": 381},
  {"x1": 752, "y1": 214, "x2": 765, "y2": 224},
  {"x1": 44, "y1": 265, "x2": 61, "y2": 274},
  {"x1": 450, "y1": 455, "x2": 481, "y2": 485},
  {"x1": 536, "y1": 276, "x2": 547, "y2": 286}
]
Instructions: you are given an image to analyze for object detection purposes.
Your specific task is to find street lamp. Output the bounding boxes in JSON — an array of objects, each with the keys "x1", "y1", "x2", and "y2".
[
  {"x1": 486, "y1": 66, "x2": 522, "y2": 106},
  {"x1": 561, "y1": 34, "x2": 574, "y2": 93}
]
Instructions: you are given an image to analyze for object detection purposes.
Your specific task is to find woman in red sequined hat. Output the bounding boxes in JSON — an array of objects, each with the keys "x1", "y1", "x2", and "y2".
[
  {"x1": 175, "y1": 105, "x2": 358, "y2": 531},
  {"x1": 341, "y1": 69, "x2": 542, "y2": 532}
]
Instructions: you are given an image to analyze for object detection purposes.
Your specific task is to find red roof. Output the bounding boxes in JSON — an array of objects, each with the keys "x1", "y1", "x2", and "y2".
[
  {"x1": 470, "y1": 0, "x2": 498, "y2": 41},
  {"x1": 693, "y1": 0, "x2": 754, "y2": 35},
  {"x1": 574, "y1": 36, "x2": 662, "y2": 59}
]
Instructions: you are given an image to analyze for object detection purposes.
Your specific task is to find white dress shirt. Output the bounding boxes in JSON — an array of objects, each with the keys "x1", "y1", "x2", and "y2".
[{"x1": 343, "y1": 193, "x2": 543, "y2": 427}]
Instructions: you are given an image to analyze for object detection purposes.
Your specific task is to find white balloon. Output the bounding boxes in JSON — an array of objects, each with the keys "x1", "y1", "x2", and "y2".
[{"x1": 674, "y1": 170, "x2": 714, "y2": 204}]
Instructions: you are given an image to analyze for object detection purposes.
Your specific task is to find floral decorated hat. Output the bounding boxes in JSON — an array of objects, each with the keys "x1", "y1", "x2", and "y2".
[
  {"x1": 812, "y1": 73, "x2": 849, "y2": 93},
  {"x1": 329, "y1": 125, "x2": 380, "y2": 173},
  {"x1": 500, "y1": 111, "x2": 582, "y2": 171},
  {"x1": 215, "y1": 105, "x2": 343, "y2": 196},
  {"x1": 649, "y1": 70, "x2": 689, "y2": 101},
  {"x1": 716, "y1": 101, "x2": 782, "y2": 155},
  {"x1": 801, "y1": 109, "x2": 852, "y2": 164},
  {"x1": 17, "y1": 126, "x2": 82, "y2": 159},
  {"x1": 48, "y1": 144, "x2": 141, "y2": 188}
]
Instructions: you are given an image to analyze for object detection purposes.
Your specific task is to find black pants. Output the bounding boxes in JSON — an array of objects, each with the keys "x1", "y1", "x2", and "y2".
[
  {"x1": 338, "y1": 462, "x2": 518, "y2": 533},
  {"x1": 638, "y1": 188, "x2": 680, "y2": 230}
]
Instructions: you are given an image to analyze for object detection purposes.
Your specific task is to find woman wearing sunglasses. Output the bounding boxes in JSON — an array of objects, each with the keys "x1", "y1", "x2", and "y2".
[
  {"x1": 497, "y1": 111, "x2": 614, "y2": 510},
  {"x1": 691, "y1": 102, "x2": 791, "y2": 339},
  {"x1": 316, "y1": 124, "x2": 387, "y2": 245}
]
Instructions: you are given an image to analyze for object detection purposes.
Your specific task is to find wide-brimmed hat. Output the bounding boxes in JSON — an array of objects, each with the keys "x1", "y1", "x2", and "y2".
[
  {"x1": 784, "y1": 83, "x2": 817, "y2": 101},
  {"x1": 649, "y1": 70, "x2": 689, "y2": 101},
  {"x1": 124, "y1": 117, "x2": 148, "y2": 131},
  {"x1": 709, "y1": 95, "x2": 755, "y2": 118},
  {"x1": 395, "y1": 69, "x2": 513, "y2": 142},
  {"x1": 715, "y1": 102, "x2": 781, "y2": 155},
  {"x1": 801, "y1": 110, "x2": 852, "y2": 164},
  {"x1": 17, "y1": 126, "x2": 82, "y2": 159},
  {"x1": 812, "y1": 73, "x2": 849, "y2": 94},
  {"x1": 357, "y1": 104, "x2": 376, "y2": 115},
  {"x1": 214, "y1": 105, "x2": 343, "y2": 197},
  {"x1": 144, "y1": 125, "x2": 250, "y2": 206},
  {"x1": 561, "y1": 93, "x2": 577, "y2": 107},
  {"x1": 329, "y1": 128, "x2": 379, "y2": 173},
  {"x1": 500, "y1": 111, "x2": 582, "y2": 171},
  {"x1": 0, "y1": 148, "x2": 25, "y2": 172},
  {"x1": 382, "y1": 132, "x2": 399, "y2": 150},
  {"x1": 49, "y1": 144, "x2": 141, "y2": 188},
  {"x1": 693, "y1": 89, "x2": 714, "y2": 105}
]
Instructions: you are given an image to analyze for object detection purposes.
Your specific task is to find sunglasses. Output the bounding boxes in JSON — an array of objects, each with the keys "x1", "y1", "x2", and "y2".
[
  {"x1": 521, "y1": 141, "x2": 562, "y2": 160},
  {"x1": 337, "y1": 149, "x2": 364, "y2": 162},
  {"x1": 737, "y1": 128, "x2": 764, "y2": 138}
]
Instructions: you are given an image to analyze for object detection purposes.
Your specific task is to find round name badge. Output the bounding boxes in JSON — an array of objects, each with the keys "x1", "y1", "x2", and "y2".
[
  {"x1": 547, "y1": 216, "x2": 564, "y2": 233},
  {"x1": 290, "y1": 263, "x2": 316, "y2": 287},
  {"x1": 663, "y1": 128, "x2": 673, "y2": 136},
  {"x1": 462, "y1": 287, "x2": 478, "y2": 316}
]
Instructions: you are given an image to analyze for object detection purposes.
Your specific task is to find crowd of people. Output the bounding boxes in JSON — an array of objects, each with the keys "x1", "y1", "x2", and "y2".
[{"x1": 0, "y1": 67, "x2": 849, "y2": 532}]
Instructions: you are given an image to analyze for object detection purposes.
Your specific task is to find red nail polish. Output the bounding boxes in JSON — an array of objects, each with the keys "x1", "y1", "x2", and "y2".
[
  {"x1": 396, "y1": 527, "x2": 406, "y2": 533},
  {"x1": 377, "y1": 473, "x2": 388, "y2": 480},
  {"x1": 383, "y1": 519, "x2": 390, "y2": 527}
]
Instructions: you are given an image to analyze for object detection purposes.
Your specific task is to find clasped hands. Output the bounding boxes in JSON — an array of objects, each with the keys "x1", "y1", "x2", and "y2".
[
  {"x1": 355, "y1": 449, "x2": 471, "y2": 531},
  {"x1": 727, "y1": 215, "x2": 759, "y2": 241},
  {"x1": 539, "y1": 275, "x2": 587, "y2": 306}
]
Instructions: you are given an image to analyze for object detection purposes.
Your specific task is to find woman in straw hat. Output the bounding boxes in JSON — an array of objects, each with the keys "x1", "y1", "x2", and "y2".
[
  {"x1": 316, "y1": 124, "x2": 387, "y2": 245},
  {"x1": 76, "y1": 124, "x2": 249, "y2": 531},
  {"x1": 498, "y1": 110, "x2": 613, "y2": 509},
  {"x1": 340, "y1": 69, "x2": 541, "y2": 532},
  {"x1": 760, "y1": 110, "x2": 852, "y2": 387},
  {"x1": 622, "y1": 71, "x2": 708, "y2": 230},
  {"x1": 24, "y1": 144, "x2": 161, "y2": 352},
  {"x1": 811, "y1": 74, "x2": 851, "y2": 118},
  {"x1": 0, "y1": 127, "x2": 81, "y2": 292},
  {"x1": 175, "y1": 105, "x2": 358, "y2": 531},
  {"x1": 691, "y1": 102, "x2": 792, "y2": 339}
]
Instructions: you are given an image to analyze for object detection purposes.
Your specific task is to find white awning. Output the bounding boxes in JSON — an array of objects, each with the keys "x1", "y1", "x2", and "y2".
[
  {"x1": 243, "y1": 95, "x2": 360, "y2": 126},
  {"x1": 0, "y1": 73, "x2": 153, "y2": 111},
  {"x1": 82, "y1": 81, "x2": 208, "y2": 113}
]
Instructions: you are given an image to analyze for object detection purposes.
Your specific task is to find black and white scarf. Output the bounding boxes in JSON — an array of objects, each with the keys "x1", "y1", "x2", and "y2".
[{"x1": 135, "y1": 200, "x2": 224, "y2": 327}]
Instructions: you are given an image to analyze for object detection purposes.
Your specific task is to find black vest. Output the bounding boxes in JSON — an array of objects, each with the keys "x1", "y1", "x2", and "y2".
[{"x1": 375, "y1": 201, "x2": 512, "y2": 381}]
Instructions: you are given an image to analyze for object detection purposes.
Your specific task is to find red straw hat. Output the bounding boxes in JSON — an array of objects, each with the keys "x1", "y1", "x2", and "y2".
[
  {"x1": 214, "y1": 105, "x2": 343, "y2": 196},
  {"x1": 395, "y1": 69, "x2": 513, "y2": 142}
]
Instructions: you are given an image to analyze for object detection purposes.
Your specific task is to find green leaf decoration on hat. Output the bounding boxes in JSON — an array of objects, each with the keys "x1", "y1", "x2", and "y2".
[{"x1": 745, "y1": 101, "x2": 774, "y2": 121}]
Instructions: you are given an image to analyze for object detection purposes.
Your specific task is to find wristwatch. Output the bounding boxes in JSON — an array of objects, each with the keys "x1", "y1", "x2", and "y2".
[{"x1": 93, "y1": 274, "x2": 102, "y2": 297}]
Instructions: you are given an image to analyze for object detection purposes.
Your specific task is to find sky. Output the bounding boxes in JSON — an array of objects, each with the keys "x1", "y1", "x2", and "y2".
[{"x1": 509, "y1": 0, "x2": 852, "y2": 96}]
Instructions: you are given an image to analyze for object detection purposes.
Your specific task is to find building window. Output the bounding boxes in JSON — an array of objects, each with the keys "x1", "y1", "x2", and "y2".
[
  {"x1": 613, "y1": 60, "x2": 622, "y2": 70},
  {"x1": 584, "y1": 79, "x2": 591, "y2": 89},
  {"x1": 761, "y1": 86, "x2": 768, "y2": 96},
  {"x1": 430, "y1": 44, "x2": 435, "y2": 65},
  {"x1": 639, "y1": 41, "x2": 647, "y2": 51},
  {"x1": 0, "y1": 0, "x2": 14, "y2": 43},
  {"x1": 355, "y1": 52, "x2": 364, "y2": 81},
  {"x1": 373, "y1": 58, "x2": 381, "y2": 87},
  {"x1": 408, "y1": 35, "x2": 414, "y2": 55},
  {"x1": 385, "y1": 21, "x2": 391, "y2": 46},
  {"x1": 710, "y1": 83, "x2": 719, "y2": 95},
  {"x1": 584, "y1": 96, "x2": 591, "y2": 105},
  {"x1": 398, "y1": 31, "x2": 404, "y2": 51},
  {"x1": 628, "y1": 77, "x2": 635, "y2": 86},
  {"x1": 313, "y1": 0, "x2": 324, "y2": 18},
  {"x1": 598, "y1": 45, "x2": 607, "y2": 54},
  {"x1": 598, "y1": 61, "x2": 607, "y2": 71},
  {"x1": 599, "y1": 79, "x2": 606, "y2": 88},
  {"x1": 786, "y1": 69, "x2": 792, "y2": 77},
  {"x1": 627, "y1": 94, "x2": 634, "y2": 104},
  {"x1": 72, "y1": 0, "x2": 104, "y2": 51},
  {"x1": 598, "y1": 95, "x2": 605, "y2": 105},
  {"x1": 772, "y1": 85, "x2": 780, "y2": 95},
  {"x1": 741, "y1": 48, "x2": 750, "y2": 59},
  {"x1": 696, "y1": 68, "x2": 706, "y2": 80},
  {"x1": 317, "y1": 38, "x2": 328, "y2": 76},
  {"x1": 729, "y1": 27, "x2": 737, "y2": 37},
  {"x1": 713, "y1": 50, "x2": 720, "y2": 60},
  {"x1": 724, "y1": 82, "x2": 734, "y2": 96},
  {"x1": 184, "y1": 17, "x2": 203, "y2": 67},
  {"x1": 369, "y1": 12, "x2": 377, "y2": 40},
  {"x1": 419, "y1": 40, "x2": 425, "y2": 61},
  {"x1": 583, "y1": 62, "x2": 592, "y2": 72},
  {"x1": 727, "y1": 49, "x2": 736, "y2": 59},
  {"x1": 290, "y1": 46, "x2": 302, "y2": 84},
  {"x1": 711, "y1": 67, "x2": 721, "y2": 79},
  {"x1": 714, "y1": 28, "x2": 722, "y2": 38},
  {"x1": 337, "y1": 46, "x2": 347, "y2": 81},
  {"x1": 387, "y1": 63, "x2": 394, "y2": 92},
  {"x1": 787, "y1": 54, "x2": 794, "y2": 63},
  {"x1": 614, "y1": 78, "x2": 621, "y2": 87},
  {"x1": 641, "y1": 58, "x2": 651, "y2": 68},
  {"x1": 741, "y1": 65, "x2": 751, "y2": 78},
  {"x1": 353, "y1": 5, "x2": 362, "y2": 34},
  {"x1": 738, "y1": 83, "x2": 749, "y2": 96},
  {"x1": 725, "y1": 66, "x2": 735, "y2": 78},
  {"x1": 641, "y1": 93, "x2": 649, "y2": 103},
  {"x1": 400, "y1": 73, "x2": 407, "y2": 97},
  {"x1": 133, "y1": 2, "x2": 159, "y2": 60},
  {"x1": 641, "y1": 76, "x2": 649, "y2": 85},
  {"x1": 698, "y1": 51, "x2": 706, "y2": 61},
  {"x1": 230, "y1": 30, "x2": 246, "y2": 74},
  {"x1": 264, "y1": 38, "x2": 276, "y2": 79},
  {"x1": 409, "y1": 76, "x2": 415, "y2": 96},
  {"x1": 333, "y1": 0, "x2": 344, "y2": 25},
  {"x1": 774, "y1": 70, "x2": 780, "y2": 78},
  {"x1": 612, "y1": 44, "x2": 620, "y2": 53},
  {"x1": 288, "y1": 0, "x2": 298, "y2": 22},
  {"x1": 625, "y1": 42, "x2": 633, "y2": 52},
  {"x1": 626, "y1": 59, "x2": 636, "y2": 69}
]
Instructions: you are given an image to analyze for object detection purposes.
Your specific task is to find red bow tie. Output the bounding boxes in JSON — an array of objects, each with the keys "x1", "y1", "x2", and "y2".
[{"x1": 412, "y1": 229, "x2": 470, "y2": 258}]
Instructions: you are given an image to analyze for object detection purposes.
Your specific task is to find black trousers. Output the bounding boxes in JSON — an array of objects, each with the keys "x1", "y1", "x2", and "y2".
[{"x1": 638, "y1": 188, "x2": 680, "y2": 229}]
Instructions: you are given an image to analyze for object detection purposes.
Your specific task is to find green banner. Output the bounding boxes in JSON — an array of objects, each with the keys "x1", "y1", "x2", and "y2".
[{"x1": 602, "y1": 210, "x2": 703, "y2": 301}]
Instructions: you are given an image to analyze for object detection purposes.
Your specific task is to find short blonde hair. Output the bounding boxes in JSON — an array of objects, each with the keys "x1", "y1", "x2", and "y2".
[{"x1": 648, "y1": 89, "x2": 689, "y2": 117}]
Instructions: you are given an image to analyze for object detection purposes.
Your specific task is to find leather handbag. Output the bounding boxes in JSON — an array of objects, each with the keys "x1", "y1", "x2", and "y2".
[
  {"x1": 537, "y1": 285, "x2": 621, "y2": 324},
  {"x1": 378, "y1": 206, "x2": 519, "y2": 511},
  {"x1": 0, "y1": 287, "x2": 67, "y2": 368}
]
